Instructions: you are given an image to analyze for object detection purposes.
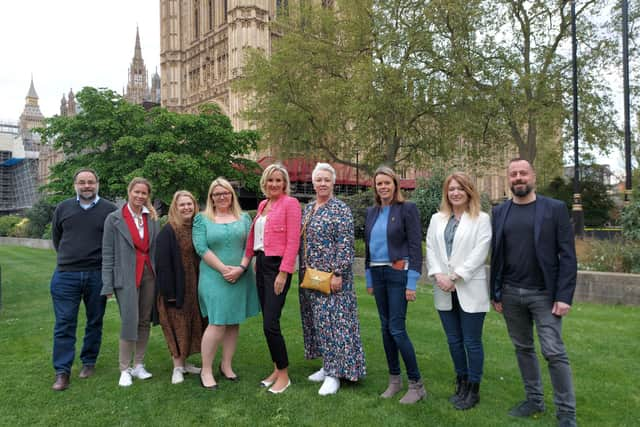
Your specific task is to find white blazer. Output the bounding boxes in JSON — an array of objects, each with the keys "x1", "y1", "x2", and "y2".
[{"x1": 426, "y1": 211, "x2": 492, "y2": 313}]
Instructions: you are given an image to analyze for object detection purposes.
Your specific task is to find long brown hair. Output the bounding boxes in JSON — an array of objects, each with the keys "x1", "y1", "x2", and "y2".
[
  {"x1": 373, "y1": 166, "x2": 405, "y2": 206},
  {"x1": 167, "y1": 190, "x2": 199, "y2": 227},
  {"x1": 127, "y1": 177, "x2": 158, "y2": 220},
  {"x1": 439, "y1": 172, "x2": 481, "y2": 218}
]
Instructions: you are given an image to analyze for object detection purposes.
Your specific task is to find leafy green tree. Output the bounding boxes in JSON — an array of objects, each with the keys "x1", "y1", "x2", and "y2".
[
  {"x1": 540, "y1": 175, "x2": 615, "y2": 227},
  {"x1": 339, "y1": 191, "x2": 374, "y2": 239},
  {"x1": 24, "y1": 198, "x2": 55, "y2": 238},
  {"x1": 236, "y1": 0, "x2": 456, "y2": 174},
  {"x1": 37, "y1": 88, "x2": 260, "y2": 205},
  {"x1": 621, "y1": 198, "x2": 640, "y2": 241},
  {"x1": 411, "y1": 169, "x2": 447, "y2": 234},
  {"x1": 426, "y1": 0, "x2": 620, "y2": 164}
]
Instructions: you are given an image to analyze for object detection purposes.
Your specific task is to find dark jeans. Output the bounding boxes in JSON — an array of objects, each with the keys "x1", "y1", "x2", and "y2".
[
  {"x1": 438, "y1": 291, "x2": 486, "y2": 383},
  {"x1": 50, "y1": 269, "x2": 106, "y2": 375},
  {"x1": 502, "y1": 285, "x2": 576, "y2": 418},
  {"x1": 255, "y1": 252, "x2": 291, "y2": 370},
  {"x1": 371, "y1": 266, "x2": 421, "y2": 381}
]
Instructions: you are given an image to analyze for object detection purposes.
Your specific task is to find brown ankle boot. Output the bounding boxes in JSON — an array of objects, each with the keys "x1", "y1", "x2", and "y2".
[
  {"x1": 380, "y1": 374, "x2": 402, "y2": 398},
  {"x1": 399, "y1": 379, "x2": 426, "y2": 404}
]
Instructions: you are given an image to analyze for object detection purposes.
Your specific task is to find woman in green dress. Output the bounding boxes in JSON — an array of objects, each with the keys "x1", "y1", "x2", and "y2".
[{"x1": 192, "y1": 178, "x2": 260, "y2": 389}]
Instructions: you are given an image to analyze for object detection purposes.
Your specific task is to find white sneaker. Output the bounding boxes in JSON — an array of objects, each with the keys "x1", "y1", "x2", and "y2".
[
  {"x1": 131, "y1": 364, "x2": 153, "y2": 380},
  {"x1": 119, "y1": 369, "x2": 133, "y2": 387},
  {"x1": 318, "y1": 376, "x2": 340, "y2": 396},
  {"x1": 308, "y1": 368, "x2": 326, "y2": 383},
  {"x1": 171, "y1": 367, "x2": 184, "y2": 384},
  {"x1": 184, "y1": 363, "x2": 201, "y2": 374}
]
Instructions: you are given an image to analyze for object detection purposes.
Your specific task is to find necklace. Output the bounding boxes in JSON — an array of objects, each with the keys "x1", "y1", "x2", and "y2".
[{"x1": 134, "y1": 214, "x2": 144, "y2": 227}]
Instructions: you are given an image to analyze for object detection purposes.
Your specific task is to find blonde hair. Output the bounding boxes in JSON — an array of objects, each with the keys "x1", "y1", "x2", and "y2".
[
  {"x1": 167, "y1": 190, "x2": 199, "y2": 227},
  {"x1": 260, "y1": 163, "x2": 291, "y2": 197},
  {"x1": 127, "y1": 177, "x2": 158, "y2": 220},
  {"x1": 439, "y1": 172, "x2": 481, "y2": 218},
  {"x1": 373, "y1": 166, "x2": 405, "y2": 206},
  {"x1": 204, "y1": 177, "x2": 242, "y2": 221}
]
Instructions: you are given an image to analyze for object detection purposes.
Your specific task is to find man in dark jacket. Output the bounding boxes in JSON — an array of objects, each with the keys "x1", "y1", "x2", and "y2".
[
  {"x1": 490, "y1": 159, "x2": 578, "y2": 427},
  {"x1": 50, "y1": 168, "x2": 117, "y2": 391}
]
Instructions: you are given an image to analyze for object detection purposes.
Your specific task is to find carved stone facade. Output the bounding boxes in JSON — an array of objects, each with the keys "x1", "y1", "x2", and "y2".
[
  {"x1": 125, "y1": 27, "x2": 151, "y2": 105},
  {"x1": 159, "y1": 1, "x2": 519, "y2": 202},
  {"x1": 160, "y1": 0, "x2": 280, "y2": 129}
]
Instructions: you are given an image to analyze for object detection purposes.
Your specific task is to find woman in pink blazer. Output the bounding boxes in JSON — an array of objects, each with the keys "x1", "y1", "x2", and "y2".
[{"x1": 241, "y1": 164, "x2": 301, "y2": 394}]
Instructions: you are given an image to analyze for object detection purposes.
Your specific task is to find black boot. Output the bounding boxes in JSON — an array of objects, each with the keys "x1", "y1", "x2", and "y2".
[
  {"x1": 449, "y1": 375, "x2": 468, "y2": 403},
  {"x1": 454, "y1": 382, "x2": 480, "y2": 410}
]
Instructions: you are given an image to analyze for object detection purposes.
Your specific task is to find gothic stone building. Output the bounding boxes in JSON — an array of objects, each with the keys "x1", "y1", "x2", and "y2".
[{"x1": 160, "y1": 0, "x2": 283, "y2": 129}]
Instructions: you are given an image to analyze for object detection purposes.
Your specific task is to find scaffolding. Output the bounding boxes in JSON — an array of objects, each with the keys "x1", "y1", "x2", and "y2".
[{"x1": 0, "y1": 123, "x2": 40, "y2": 214}]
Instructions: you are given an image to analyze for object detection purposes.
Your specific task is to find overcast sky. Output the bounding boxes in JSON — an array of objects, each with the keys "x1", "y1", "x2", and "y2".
[{"x1": 0, "y1": 0, "x2": 160, "y2": 121}]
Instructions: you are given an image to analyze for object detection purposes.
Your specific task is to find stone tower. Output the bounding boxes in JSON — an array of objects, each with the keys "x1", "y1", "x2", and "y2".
[
  {"x1": 151, "y1": 68, "x2": 161, "y2": 104},
  {"x1": 19, "y1": 76, "x2": 45, "y2": 137},
  {"x1": 160, "y1": 0, "x2": 277, "y2": 129},
  {"x1": 125, "y1": 27, "x2": 150, "y2": 105}
]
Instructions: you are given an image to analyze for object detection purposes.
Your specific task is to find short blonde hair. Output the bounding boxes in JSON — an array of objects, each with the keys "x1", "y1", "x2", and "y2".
[
  {"x1": 260, "y1": 163, "x2": 291, "y2": 197},
  {"x1": 167, "y1": 190, "x2": 199, "y2": 227},
  {"x1": 204, "y1": 177, "x2": 242, "y2": 221},
  {"x1": 373, "y1": 166, "x2": 405, "y2": 206},
  {"x1": 127, "y1": 177, "x2": 158, "y2": 220},
  {"x1": 439, "y1": 172, "x2": 481, "y2": 218}
]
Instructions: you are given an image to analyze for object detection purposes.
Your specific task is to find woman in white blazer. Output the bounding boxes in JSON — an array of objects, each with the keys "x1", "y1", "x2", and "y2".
[{"x1": 426, "y1": 172, "x2": 491, "y2": 410}]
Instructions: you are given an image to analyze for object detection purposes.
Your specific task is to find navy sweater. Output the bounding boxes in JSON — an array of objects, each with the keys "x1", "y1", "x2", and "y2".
[{"x1": 51, "y1": 197, "x2": 117, "y2": 271}]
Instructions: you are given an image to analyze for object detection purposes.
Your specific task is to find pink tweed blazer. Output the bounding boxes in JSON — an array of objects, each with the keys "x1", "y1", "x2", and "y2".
[{"x1": 245, "y1": 195, "x2": 301, "y2": 273}]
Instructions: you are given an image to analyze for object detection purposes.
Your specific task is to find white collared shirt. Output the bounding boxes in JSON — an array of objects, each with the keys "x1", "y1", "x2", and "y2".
[{"x1": 127, "y1": 203, "x2": 150, "y2": 239}]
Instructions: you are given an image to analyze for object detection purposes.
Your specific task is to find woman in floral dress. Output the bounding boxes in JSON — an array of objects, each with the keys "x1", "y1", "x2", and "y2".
[{"x1": 299, "y1": 162, "x2": 366, "y2": 396}]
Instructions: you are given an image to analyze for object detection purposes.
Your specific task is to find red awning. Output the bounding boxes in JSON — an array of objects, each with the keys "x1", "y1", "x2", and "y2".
[{"x1": 257, "y1": 156, "x2": 416, "y2": 190}]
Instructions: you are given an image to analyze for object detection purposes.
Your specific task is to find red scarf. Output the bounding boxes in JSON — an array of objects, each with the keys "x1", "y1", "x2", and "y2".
[{"x1": 122, "y1": 205, "x2": 153, "y2": 287}]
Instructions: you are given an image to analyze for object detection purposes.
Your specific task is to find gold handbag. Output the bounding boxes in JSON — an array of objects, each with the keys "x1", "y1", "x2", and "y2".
[
  {"x1": 301, "y1": 267, "x2": 332, "y2": 295},
  {"x1": 300, "y1": 209, "x2": 332, "y2": 295}
]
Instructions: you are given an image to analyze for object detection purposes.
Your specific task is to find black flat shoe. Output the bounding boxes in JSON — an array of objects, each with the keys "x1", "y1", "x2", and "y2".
[
  {"x1": 200, "y1": 375, "x2": 218, "y2": 390},
  {"x1": 219, "y1": 364, "x2": 239, "y2": 382}
]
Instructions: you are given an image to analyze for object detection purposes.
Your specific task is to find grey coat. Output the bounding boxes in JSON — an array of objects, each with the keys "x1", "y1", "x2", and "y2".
[{"x1": 101, "y1": 208, "x2": 159, "y2": 340}]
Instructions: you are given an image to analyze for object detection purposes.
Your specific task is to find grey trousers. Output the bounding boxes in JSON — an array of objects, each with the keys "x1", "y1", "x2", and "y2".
[
  {"x1": 118, "y1": 265, "x2": 155, "y2": 371},
  {"x1": 502, "y1": 285, "x2": 576, "y2": 418}
]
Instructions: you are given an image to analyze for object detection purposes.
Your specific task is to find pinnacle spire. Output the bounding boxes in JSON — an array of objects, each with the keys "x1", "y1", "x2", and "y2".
[
  {"x1": 27, "y1": 75, "x2": 38, "y2": 99},
  {"x1": 134, "y1": 25, "x2": 142, "y2": 59}
]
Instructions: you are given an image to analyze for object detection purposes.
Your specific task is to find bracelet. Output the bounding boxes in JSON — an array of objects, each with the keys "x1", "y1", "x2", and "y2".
[{"x1": 240, "y1": 264, "x2": 248, "y2": 271}]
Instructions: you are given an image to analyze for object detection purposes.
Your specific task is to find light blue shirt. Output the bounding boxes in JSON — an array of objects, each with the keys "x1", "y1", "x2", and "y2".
[{"x1": 76, "y1": 195, "x2": 100, "y2": 210}]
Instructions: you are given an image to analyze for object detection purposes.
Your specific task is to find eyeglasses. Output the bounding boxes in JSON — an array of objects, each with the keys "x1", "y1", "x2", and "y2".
[{"x1": 212, "y1": 192, "x2": 231, "y2": 199}]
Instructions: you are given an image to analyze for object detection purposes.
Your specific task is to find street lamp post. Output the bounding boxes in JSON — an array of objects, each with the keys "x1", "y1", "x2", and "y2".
[
  {"x1": 622, "y1": 0, "x2": 633, "y2": 205},
  {"x1": 571, "y1": 0, "x2": 584, "y2": 237}
]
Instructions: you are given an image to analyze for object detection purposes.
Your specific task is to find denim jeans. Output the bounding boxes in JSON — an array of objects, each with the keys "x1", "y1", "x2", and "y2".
[
  {"x1": 371, "y1": 266, "x2": 421, "y2": 381},
  {"x1": 50, "y1": 270, "x2": 107, "y2": 375},
  {"x1": 438, "y1": 291, "x2": 486, "y2": 383},
  {"x1": 502, "y1": 285, "x2": 576, "y2": 418}
]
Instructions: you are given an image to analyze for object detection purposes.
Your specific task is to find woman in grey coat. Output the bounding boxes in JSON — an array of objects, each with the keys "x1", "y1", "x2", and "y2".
[{"x1": 102, "y1": 177, "x2": 159, "y2": 387}]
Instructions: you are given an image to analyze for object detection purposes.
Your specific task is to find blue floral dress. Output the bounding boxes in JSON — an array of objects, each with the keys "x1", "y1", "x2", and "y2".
[{"x1": 299, "y1": 198, "x2": 366, "y2": 381}]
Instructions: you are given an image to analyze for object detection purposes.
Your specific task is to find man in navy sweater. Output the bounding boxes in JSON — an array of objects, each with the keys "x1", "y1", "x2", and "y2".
[{"x1": 50, "y1": 168, "x2": 117, "y2": 391}]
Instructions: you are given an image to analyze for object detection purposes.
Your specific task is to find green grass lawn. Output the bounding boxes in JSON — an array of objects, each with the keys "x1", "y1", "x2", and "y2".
[{"x1": 0, "y1": 245, "x2": 638, "y2": 427}]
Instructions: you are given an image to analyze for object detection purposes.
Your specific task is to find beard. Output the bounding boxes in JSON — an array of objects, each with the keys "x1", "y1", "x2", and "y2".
[
  {"x1": 77, "y1": 190, "x2": 97, "y2": 202},
  {"x1": 510, "y1": 183, "x2": 533, "y2": 197}
]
